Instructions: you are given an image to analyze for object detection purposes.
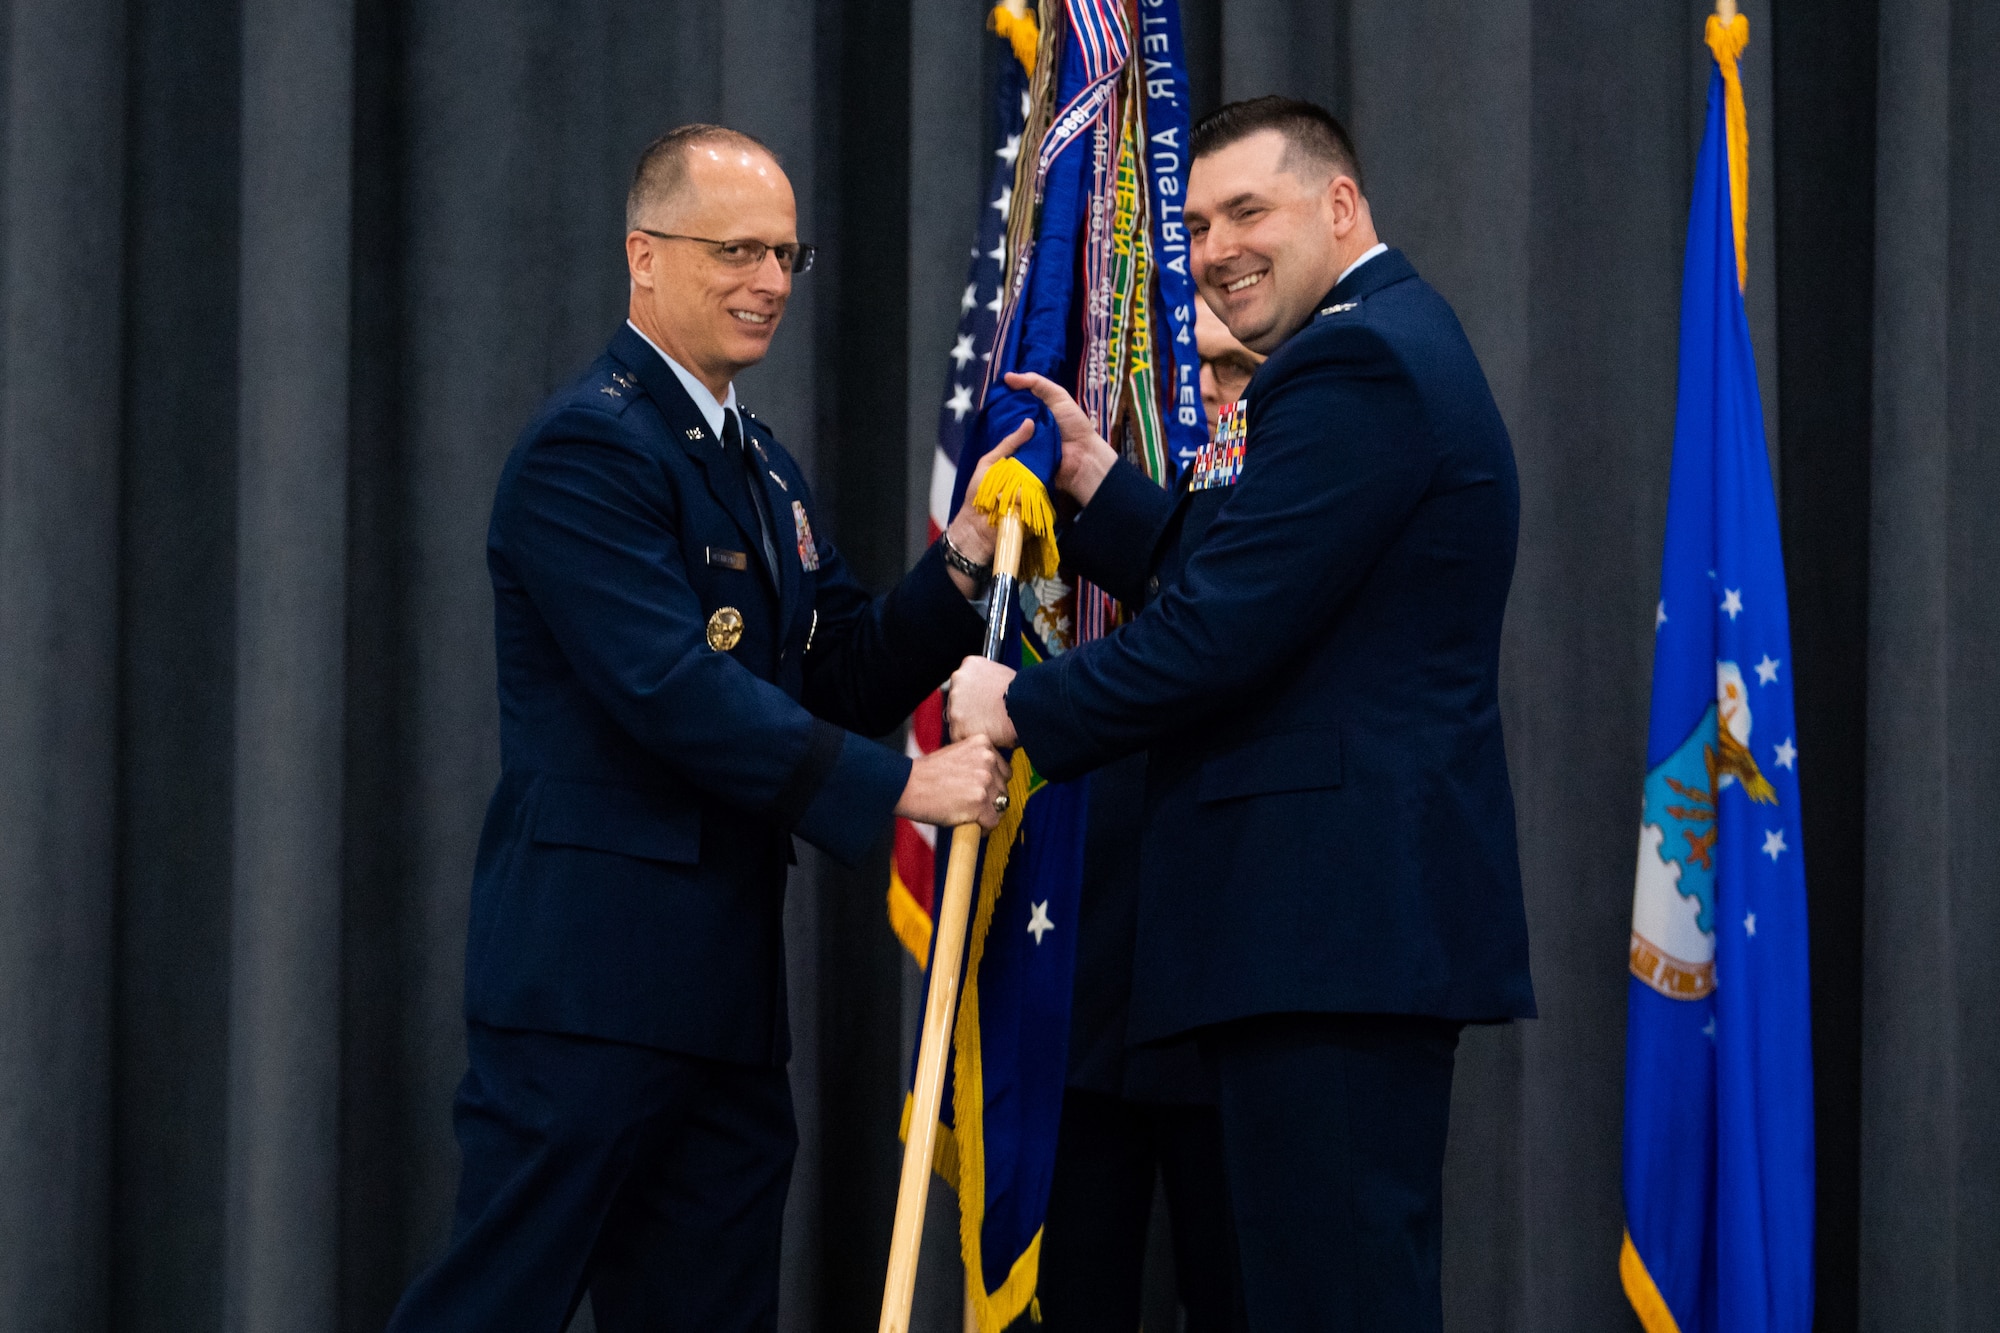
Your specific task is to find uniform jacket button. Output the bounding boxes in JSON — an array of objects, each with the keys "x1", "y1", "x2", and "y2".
[{"x1": 1146, "y1": 575, "x2": 1161, "y2": 597}]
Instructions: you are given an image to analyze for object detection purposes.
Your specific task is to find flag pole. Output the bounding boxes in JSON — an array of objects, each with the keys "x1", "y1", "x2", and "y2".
[{"x1": 879, "y1": 508, "x2": 1026, "y2": 1333}]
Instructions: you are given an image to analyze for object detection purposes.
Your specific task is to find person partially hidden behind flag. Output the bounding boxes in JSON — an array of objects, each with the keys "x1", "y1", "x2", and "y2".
[
  {"x1": 387, "y1": 124, "x2": 1013, "y2": 1333},
  {"x1": 949, "y1": 97, "x2": 1535, "y2": 1329},
  {"x1": 1033, "y1": 297, "x2": 1262, "y2": 1333}
]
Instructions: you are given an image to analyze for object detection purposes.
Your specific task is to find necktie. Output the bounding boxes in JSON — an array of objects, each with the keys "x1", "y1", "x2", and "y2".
[{"x1": 723, "y1": 409, "x2": 780, "y2": 581}]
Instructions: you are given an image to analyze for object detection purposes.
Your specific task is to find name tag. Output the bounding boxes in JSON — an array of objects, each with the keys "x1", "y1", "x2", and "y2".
[
  {"x1": 1188, "y1": 397, "x2": 1248, "y2": 491},
  {"x1": 706, "y1": 546, "x2": 748, "y2": 571}
]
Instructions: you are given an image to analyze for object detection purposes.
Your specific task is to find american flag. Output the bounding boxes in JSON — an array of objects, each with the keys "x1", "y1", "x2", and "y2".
[{"x1": 887, "y1": 53, "x2": 1033, "y2": 966}]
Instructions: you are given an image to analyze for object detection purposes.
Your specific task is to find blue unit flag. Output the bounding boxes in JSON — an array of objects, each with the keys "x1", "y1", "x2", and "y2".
[
  {"x1": 896, "y1": 3, "x2": 1202, "y2": 1328},
  {"x1": 1621, "y1": 15, "x2": 1814, "y2": 1333}
]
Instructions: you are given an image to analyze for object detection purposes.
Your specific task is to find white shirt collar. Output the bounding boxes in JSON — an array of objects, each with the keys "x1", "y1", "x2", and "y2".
[
  {"x1": 1336, "y1": 242, "x2": 1389, "y2": 290},
  {"x1": 626, "y1": 319, "x2": 737, "y2": 441}
]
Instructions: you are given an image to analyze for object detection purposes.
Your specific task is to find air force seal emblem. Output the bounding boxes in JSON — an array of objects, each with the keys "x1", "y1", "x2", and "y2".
[{"x1": 1629, "y1": 661, "x2": 1778, "y2": 999}]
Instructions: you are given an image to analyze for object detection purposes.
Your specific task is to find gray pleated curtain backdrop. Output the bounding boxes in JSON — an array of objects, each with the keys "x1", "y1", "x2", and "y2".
[{"x1": 0, "y1": 0, "x2": 1992, "y2": 1330}]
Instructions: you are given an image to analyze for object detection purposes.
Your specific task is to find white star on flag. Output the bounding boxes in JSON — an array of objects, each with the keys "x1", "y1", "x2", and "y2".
[
  {"x1": 992, "y1": 185, "x2": 1012, "y2": 217},
  {"x1": 949, "y1": 333, "x2": 975, "y2": 370},
  {"x1": 1774, "y1": 737, "x2": 1796, "y2": 769},
  {"x1": 961, "y1": 283, "x2": 978, "y2": 314},
  {"x1": 1762, "y1": 829, "x2": 1787, "y2": 861},
  {"x1": 1656, "y1": 601, "x2": 1668, "y2": 631},
  {"x1": 1722, "y1": 588, "x2": 1744, "y2": 619},
  {"x1": 987, "y1": 237, "x2": 1006, "y2": 263},
  {"x1": 1755, "y1": 655, "x2": 1781, "y2": 685},
  {"x1": 986, "y1": 288, "x2": 1004, "y2": 315},
  {"x1": 945, "y1": 383, "x2": 974, "y2": 422},
  {"x1": 997, "y1": 133, "x2": 1021, "y2": 165},
  {"x1": 1744, "y1": 912, "x2": 1758, "y2": 937},
  {"x1": 1027, "y1": 900, "x2": 1054, "y2": 944}
]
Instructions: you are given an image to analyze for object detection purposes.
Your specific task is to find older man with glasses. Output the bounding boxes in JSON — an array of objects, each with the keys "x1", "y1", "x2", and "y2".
[{"x1": 386, "y1": 124, "x2": 1014, "y2": 1333}]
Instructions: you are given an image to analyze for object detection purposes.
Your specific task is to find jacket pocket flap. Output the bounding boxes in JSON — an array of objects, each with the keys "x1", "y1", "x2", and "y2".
[
  {"x1": 1197, "y1": 727, "x2": 1342, "y2": 802},
  {"x1": 531, "y1": 778, "x2": 700, "y2": 864}
]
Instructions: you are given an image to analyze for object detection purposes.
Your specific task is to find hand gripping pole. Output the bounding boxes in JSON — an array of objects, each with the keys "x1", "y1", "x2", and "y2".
[{"x1": 878, "y1": 509, "x2": 1024, "y2": 1333}]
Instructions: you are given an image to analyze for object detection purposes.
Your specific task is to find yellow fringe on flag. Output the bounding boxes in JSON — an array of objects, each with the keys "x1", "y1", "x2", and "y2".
[
  {"x1": 987, "y1": 3, "x2": 1039, "y2": 76},
  {"x1": 973, "y1": 456, "x2": 1060, "y2": 582},
  {"x1": 951, "y1": 748, "x2": 1044, "y2": 1331},
  {"x1": 893, "y1": 748, "x2": 1046, "y2": 1332},
  {"x1": 1620, "y1": 1229, "x2": 1686, "y2": 1333},
  {"x1": 898, "y1": 1089, "x2": 962, "y2": 1187},
  {"x1": 1704, "y1": 13, "x2": 1751, "y2": 292},
  {"x1": 886, "y1": 862, "x2": 933, "y2": 966}
]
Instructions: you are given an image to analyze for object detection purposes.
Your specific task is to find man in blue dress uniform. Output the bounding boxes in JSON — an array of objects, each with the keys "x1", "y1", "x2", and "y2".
[
  {"x1": 1034, "y1": 301, "x2": 1261, "y2": 1333},
  {"x1": 950, "y1": 99, "x2": 1535, "y2": 1330},
  {"x1": 388, "y1": 125, "x2": 1013, "y2": 1332}
]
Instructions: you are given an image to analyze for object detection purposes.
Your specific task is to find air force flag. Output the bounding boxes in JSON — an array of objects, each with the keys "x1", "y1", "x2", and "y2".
[{"x1": 1621, "y1": 15, "x2": 1814, "y2": 1333}]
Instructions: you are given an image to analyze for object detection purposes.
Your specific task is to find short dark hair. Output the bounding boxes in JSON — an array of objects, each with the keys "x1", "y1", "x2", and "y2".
[
  {"x1": 626, "y1": 124, "x2": 776, "y2": 231},
  {"x1": 1191, "y1": 96, "x2": 1364, "y2": 195}
]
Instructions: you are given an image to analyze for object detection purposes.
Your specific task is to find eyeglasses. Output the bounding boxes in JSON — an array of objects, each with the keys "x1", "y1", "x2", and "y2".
[{"x1": 638, "y1": 230, "x2": 817, "y2": 275}]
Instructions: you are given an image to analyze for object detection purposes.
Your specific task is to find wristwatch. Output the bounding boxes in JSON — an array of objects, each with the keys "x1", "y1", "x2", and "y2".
[{"x1": 939, "y1": 529, "x2": 993, "y2": 592}]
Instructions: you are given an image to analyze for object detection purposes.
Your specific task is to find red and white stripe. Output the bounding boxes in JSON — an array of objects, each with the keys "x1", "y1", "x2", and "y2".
[{"x1": 887, "y1": 443, "x2": 962, "y2": 963}]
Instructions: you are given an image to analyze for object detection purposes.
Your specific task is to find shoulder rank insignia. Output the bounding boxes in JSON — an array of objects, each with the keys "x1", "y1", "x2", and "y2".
[
  {"x1": 685, "y1": 427, "x2": 704, "y2": 440},
  {"x1": 1318, "y1": 300, "x2": 1359, "y2": 317},
  {"x1": 1187, "y1": 397, "x2": 1249, "y2": 491},
  {"x1": 598, "y1": 385, "x2": 621, "y2": 398},
  {"x1": 791, "y1": 500, "x2": 821, "y2": 571},
  {"x1": 706, "y1": 606, "x2": 744, "y2": 652}
]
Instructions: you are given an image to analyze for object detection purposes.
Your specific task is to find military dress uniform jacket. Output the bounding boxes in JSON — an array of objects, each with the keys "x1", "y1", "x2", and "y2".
[
  {"x1": 1008, "y1": 250, "x2": 1536, "y2": 1045},
  {"x1": 469, "y1": 323, "x2": 984, "y2": 1066}
]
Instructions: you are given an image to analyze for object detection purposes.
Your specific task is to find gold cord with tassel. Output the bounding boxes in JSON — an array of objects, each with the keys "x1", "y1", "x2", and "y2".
[
  {"x1": 972, "y1": 457, "x2": 1059, "y2": 582},
  {"x1": 987, "y1": 3, "x2": 1039, "y2": 75}
]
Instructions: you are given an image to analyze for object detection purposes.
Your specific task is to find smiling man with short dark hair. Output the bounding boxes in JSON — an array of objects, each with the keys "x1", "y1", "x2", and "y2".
[{"x1": 948, "y1": 97, "x2": 1536, "y2": 1330}]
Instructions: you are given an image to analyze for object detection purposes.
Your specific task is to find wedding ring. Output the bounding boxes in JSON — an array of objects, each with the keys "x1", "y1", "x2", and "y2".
[{"x1": 993, "y1": 793, "x2": 1010, "y2": 813}]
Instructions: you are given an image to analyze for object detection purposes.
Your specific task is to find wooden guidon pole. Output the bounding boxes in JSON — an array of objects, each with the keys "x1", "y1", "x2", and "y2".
[{"x1": 878, "y1": 510, "x2": 1026, "y2": 1333}]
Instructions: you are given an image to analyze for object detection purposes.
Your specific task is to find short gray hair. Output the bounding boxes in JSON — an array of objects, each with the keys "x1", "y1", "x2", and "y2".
[{"x1": 626, "y1": 124, "x2": 777, "y2": 232}]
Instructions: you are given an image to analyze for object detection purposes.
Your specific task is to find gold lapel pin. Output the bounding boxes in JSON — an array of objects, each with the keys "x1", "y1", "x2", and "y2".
[{"x1": 706, "y1": 606, "x2": 745, "y2": 652}]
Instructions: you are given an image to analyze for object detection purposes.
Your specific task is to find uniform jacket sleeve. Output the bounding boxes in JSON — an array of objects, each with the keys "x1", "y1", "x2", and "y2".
[
  {"x1": 801, "y1": 521, "x2": 987, "y2": 738},
  {"x1": 1007, "y1": 326, "x2": 1434, "y2": 782},
  {"x1": 1057, "y1": 457, "x2": 1179, "y2": 606},
  {"x1": 496, "y1": 405, "x2": 915, "y2": 866}
]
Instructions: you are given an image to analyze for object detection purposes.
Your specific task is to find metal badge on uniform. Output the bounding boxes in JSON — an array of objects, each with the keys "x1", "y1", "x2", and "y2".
[
  {"x1": 791, "y1": 500, "x2": 821, "y2": 571},
  {"x1": 1319, "y1": 300, "x2": 1359, "y2": 317},
  {"x1": 1187, "y1": 397, "x2": 1249, "y2": 491},
  {"x1": 706, "y1": 546, "x2": 748, "y2": 571},
  {"x1": 705, "y1": 606, "x2": 744, "y2": 652}
]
